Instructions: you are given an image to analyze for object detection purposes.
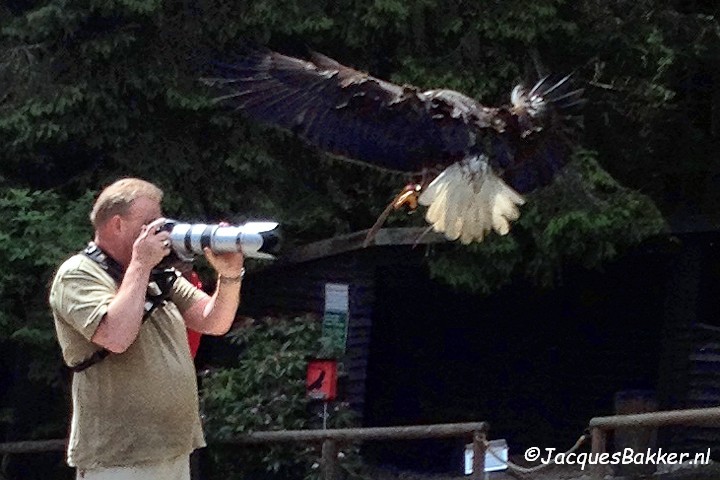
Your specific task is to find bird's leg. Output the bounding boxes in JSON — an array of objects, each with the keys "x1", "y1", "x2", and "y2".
[
  {"x1": 396, "y1": 167, "x2": 439, "y2": 211},
  {"x1": 392, "y1": 167, "x2": 436, "y2": 212},
  {"x1": 363, "y1": 180, "x2": 425, "y2": 248},
  {"x1": 413, "y1": 225, "x2": 436, "y2": 248}
]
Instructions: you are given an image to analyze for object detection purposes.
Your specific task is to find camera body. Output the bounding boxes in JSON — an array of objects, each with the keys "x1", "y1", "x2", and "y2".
[{"x1": 158, "y1": 220, "x2": 281, "y2": 267}]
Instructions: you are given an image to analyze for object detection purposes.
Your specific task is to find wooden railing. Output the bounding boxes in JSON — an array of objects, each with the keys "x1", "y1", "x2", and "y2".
[
  {"x1": 6, "y1": 409, "x2": 720, "y2": 480},
  {"x1": 588, "y1": 406, "x2": 720, "y2": 479},
  {"x1": 0, "y1": 421, "x2": 489, "y2": 480},
  {"x1": 226, "y1": 422, "x2": 489, "y2": 480}
]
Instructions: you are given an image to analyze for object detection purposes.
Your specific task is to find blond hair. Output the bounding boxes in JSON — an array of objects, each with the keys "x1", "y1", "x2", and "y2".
[{"x1": 90, "y1": 178, "x2": 164, "y2": 228}]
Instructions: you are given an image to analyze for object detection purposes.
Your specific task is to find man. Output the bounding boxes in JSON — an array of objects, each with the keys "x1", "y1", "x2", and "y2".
[
  {"x1": 182, "y1": 267, "x2": 204, "y2": 359},
  {"x1": 49, "y1": 178, "x2": 244, "y2": 479}
]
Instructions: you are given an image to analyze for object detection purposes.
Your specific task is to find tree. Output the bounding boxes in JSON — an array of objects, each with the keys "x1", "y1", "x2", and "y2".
[{"x1": 0, "y1": 0, "x2": 716, "y2": 469}]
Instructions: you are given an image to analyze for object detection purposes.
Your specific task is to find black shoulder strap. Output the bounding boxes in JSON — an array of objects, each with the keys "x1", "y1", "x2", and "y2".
[
  {"x1": 83, "y1": 242, "x2": 124, "y2": 284},
  {"x1": 68, "y1": 349, "x2": 111, "y2": 373},
  {"x1": 68, "y1": 243, "x2": 178, "y2": 373}
]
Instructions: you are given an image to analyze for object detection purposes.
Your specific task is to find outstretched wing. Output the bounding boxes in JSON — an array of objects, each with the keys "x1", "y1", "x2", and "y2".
[{"x1": 202, "y1": 49, "x2": 490, "y2": 173}]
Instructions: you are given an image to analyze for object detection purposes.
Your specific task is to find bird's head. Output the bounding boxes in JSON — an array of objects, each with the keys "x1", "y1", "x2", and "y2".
[{"x1": 511, "y1": 84, "x2": 547, "y2": 119}]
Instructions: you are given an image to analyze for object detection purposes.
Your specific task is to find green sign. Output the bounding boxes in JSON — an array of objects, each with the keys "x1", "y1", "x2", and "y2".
[
  {"x1": 323, "y1": 283, "x2": 349, "y2": 356},
  {"x1": 322, "y1": 310, "x2": 348, "y2": 355}
]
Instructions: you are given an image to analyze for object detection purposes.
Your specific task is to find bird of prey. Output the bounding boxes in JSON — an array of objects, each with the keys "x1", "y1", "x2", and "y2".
[{"x1": 202, "y1": 49, "x2": 584, "y2": 244}]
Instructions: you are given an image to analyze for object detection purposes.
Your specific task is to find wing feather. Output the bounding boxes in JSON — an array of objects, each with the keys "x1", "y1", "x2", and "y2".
[{"x1": 203, "y1": 50, "x2": 478, "y2": 172}]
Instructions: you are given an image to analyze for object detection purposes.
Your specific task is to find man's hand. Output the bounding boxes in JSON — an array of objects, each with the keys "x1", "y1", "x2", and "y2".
[
  {"x1": 203, "y1": 247, "x2": 245, "y2": 278},
  {"x1": 132, "y1": 217, "x2": 171, "y2": 269},
  {"x1": 93, "y1": 217, "x2": 171, "y2": 353}
]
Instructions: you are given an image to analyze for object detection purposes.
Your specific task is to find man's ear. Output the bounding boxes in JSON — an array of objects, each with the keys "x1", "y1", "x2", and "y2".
[{"x1": 108, "y1": 214, "x2": 124, "y2": 235}]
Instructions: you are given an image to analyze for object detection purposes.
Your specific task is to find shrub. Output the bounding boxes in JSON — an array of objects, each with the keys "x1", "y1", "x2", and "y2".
[{"x1": 201, "y1": 314, "x2": 362, "y2": 480}]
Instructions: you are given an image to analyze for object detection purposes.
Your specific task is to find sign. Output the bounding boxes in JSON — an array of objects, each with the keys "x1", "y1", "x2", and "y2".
[
  {"x1": 464, "y1": 439, "x2": 509, "y2": 473},
  {"x1": 322, "y1": 283, "x2": 349, "y2": 355},
  {"x1": 306, "y1": 359, "x2": 338, "y2": 401},
  {"x1": 324, "y1": 283, "x2": 349, "y2": 311}
]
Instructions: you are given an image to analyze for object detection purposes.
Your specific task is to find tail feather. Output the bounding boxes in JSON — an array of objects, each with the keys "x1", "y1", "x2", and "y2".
[{"x1": 419, "y1": 158, "x2": 525, "y2": 244}]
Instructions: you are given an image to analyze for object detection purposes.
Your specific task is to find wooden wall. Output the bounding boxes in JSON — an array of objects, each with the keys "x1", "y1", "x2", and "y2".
[
  {"x1": 236, "y1": 227, "x2": 720, "y2": 459},
  {"x1": 240, "y1": 244, "x2": 426, "y2": 419},
  {"x1": 658, "y1": 232, "x2": 720, "y2": 455}
]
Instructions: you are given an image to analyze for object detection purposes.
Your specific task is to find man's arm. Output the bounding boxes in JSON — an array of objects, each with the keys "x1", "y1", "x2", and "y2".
[
  {"x1": 182, "y1": 248, "x2": 244, "y2": 335},
  {"x1": 91, "y1": 220, "x2": 170, "y2": 353}
]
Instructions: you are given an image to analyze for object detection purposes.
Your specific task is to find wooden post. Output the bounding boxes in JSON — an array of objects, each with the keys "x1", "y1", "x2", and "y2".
[
  {"x1": 471, "y1": 430, "x2": 486, "y2": 480},
  {"x1": 614, "y1": 390, "x2": 657, "y2": 476},
  {"x1": 321, "y1": 438, "x2": 339, "y2": 480},
  {"x1": 590, "y1": 427, "x2": 606, "y2": 480}
]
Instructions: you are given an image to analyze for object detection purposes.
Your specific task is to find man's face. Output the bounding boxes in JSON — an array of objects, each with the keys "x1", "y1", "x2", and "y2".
[{"x1": 118, "y1": 196, "x2": 163, "y2": 246}]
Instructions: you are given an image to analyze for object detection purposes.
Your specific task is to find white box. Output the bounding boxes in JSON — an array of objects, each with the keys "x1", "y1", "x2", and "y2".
[{"x1": 464, "y1": 439, "x2": 509, "y2": 474}]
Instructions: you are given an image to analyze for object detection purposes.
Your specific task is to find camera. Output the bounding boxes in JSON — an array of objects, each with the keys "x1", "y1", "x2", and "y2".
[{"x1": 158, "y1": 219, "x2": 281, "y2": 264}]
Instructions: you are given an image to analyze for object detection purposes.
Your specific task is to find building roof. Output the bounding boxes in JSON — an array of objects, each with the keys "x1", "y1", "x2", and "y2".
[
  {"x1": 275, "y1": 214, "x2": 720, "y2": 265},
  {"x1": 279, "y1": 227, "x2": 448, "y2": 264}
]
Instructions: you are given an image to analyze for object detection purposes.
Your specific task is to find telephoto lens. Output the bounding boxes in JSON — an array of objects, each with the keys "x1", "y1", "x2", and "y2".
[{"x1": 160, "y1": 220, "x2": 281, "y2": 260}]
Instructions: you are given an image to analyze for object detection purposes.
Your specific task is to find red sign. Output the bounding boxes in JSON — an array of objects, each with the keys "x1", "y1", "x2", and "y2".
[{"x1": 306, "y1": 359, "x2": 338, "y2": 401}]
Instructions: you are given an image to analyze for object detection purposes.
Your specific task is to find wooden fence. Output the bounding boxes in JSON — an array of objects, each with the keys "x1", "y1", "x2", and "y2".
[
  {"x1": 588, "y1": 406, "x2": 720, "y2": 479},
  {"x1": 0, "y1": 421, "x2": 489, "y2": 480},
  {"x1": 8, "y1": 408, "x2": 719, "y2": 480}
]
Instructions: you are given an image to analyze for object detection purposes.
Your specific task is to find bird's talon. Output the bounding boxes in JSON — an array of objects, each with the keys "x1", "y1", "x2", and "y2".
[{"x1": 392, "y1": 183, "x2": 423, "y2": 211}]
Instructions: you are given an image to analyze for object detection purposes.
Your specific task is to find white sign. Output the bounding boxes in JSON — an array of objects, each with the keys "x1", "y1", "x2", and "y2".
[
  {"x1": 464, "y1": 439, "x2": 509, "y2": 474},
  {"x1": 324, "y1": 283, "x2": 349, "y2": 313}
]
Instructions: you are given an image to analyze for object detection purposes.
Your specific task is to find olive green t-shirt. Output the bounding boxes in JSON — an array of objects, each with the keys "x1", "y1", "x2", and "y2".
[{"x1": 49, "y1": 253, "x2": 207, "y2": 469}]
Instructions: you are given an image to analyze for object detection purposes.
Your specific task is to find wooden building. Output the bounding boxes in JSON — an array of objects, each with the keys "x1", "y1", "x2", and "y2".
[
  {"x1": 239, "y1": 228, "x2": 446, "y2": 420},
  {"x1": 656, "y1": 215, "x2": 720, "y2": 455},
  {"x1": 237, "y1": 222, "x2": 720, "y2": 467}
]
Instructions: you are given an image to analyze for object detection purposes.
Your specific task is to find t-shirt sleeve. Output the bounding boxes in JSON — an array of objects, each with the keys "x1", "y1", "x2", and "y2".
[
  {"x1": 49, "y1": 263, "x2": 116, "y2": 342},
  {"x1": 170, "y1": 275, "x2": 207, "y2": 313}
]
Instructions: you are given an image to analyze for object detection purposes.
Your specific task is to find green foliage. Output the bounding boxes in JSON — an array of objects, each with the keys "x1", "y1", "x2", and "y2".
[
  {"x1": 428, "y1": 149, "x2": 667, "y2": 293},
  {"x1": 201, "y1": 314, "x2": 361, "y2": 480},
  {"x1": 563, "y1": 0, "x2": 720, "y2": 212},
  {"x1": 0, "y1": 188, "x2": 91, "y2": 443},
  {"x1": 0, "y1": 188, "x2": 90, "y2": 351}
]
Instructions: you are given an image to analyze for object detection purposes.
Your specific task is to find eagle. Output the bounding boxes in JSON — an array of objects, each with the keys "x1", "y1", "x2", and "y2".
[{"x1": 202, "y1": 49, "x2": 584, "y2": 244}]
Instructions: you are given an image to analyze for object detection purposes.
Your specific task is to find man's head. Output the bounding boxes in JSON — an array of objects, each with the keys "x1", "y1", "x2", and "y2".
[
  {"x1": 91, "y1": 178, "x2": 164, "y2": 229},
  {"x1": 91, "y1": 178, "x2": 165, "y2": 265}
]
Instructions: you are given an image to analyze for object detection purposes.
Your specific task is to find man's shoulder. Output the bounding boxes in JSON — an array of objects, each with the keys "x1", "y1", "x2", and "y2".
[
  {"x1": 56, "y1": 252, "x2": 93, "y2": 272},
  {"x1": 53, "y1": 252, "x2": 107, "y2": 283}
]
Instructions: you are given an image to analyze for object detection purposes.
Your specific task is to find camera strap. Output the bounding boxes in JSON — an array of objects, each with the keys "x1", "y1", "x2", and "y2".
[{"x1": 67, "y1": 242, "x2": 178, "y2": 373}]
